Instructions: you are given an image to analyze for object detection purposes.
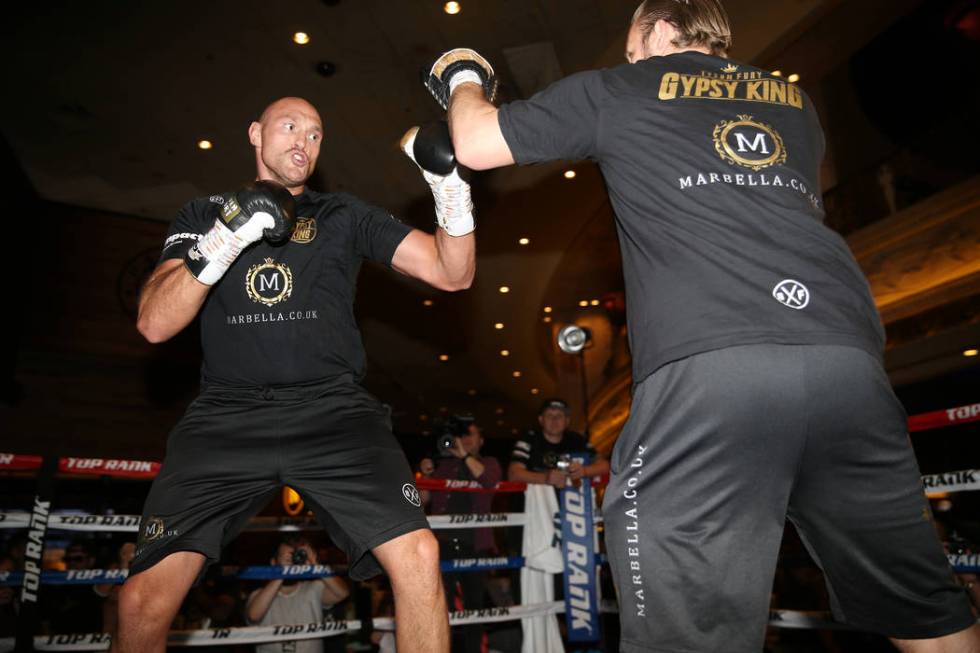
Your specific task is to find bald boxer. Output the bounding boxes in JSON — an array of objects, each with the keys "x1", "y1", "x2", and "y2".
[
  {"x1": 113, "y1": 98, "x2": 468, "y2": 653},
  {"x1": 424, "y1": 2, "x2": 980, "y2": 651}
]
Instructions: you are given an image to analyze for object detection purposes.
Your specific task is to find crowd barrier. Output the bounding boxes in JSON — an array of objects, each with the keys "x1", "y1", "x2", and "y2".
[{"x1": 1, "y1": 400, "x2": 978, "y2": 651}]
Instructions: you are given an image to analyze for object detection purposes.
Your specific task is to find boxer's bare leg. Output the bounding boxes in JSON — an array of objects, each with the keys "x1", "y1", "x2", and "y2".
[
  {"x1": 373, "y1": 529, "x2": 448, "y2": 653},
  {"x1": 892, "y1": 625, "x2": 980, "y2": 653},
  {"x1": 112, "y1": 551, "x2": 205, "y2": 653}
]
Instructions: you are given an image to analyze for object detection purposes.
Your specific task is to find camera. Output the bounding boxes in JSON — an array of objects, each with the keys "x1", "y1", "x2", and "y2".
[
  {"x1": 543, "y1": 450, "x2": 572, "y2": 472},
  {"x1": 291, "y1": 547, "x2": 308, "y2": 565},
  {"x1": 436, "y1": 414, "x2": 474, "y2": 457}
]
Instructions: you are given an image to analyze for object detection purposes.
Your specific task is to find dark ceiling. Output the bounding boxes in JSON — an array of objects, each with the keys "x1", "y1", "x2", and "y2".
[{"x1": 4, "y1": 0, "x2": 977, "y2": 443}]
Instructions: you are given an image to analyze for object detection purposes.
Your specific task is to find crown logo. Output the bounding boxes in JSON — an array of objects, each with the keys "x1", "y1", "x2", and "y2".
[{"x1": 721, "y1": 63, "x2": 738, "y2": 73}]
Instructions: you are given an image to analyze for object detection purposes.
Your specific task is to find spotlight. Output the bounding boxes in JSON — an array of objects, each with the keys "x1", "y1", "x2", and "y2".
[
  {"x1": 439, "y1": 354, "x2": 449, "y2": 361},
  {"x1": 422, "y1": 299, "x2": 434, "y2": 306},
  {"x1": 293, "y1": 32, "x2": 310, "y2": 45},
  {"x1": 444, "y1": 1, "x2": 461, "y2": 14},
  {"x1": 494, "y1": 322, "x2": 504, "y2": 330},
  {"x1": 787, "y1": 73, "x2": 800, "y2": 83},
  {"x1": 563, "y1": 170, "x2": 576, "y2": 179},
  {"x1": 771, "y1": 70, "x2": 782, "y2": 77},
  {"x1": 543, "y1": 306, "x2": 552, "y2": 313},
  {"x1": 512, "y1": 371, "x2": 522, "y2": 378},
  {"x1": 499, "y1": 286, "x2": 510, "y2": 293},
  {"x1": 197, "y1": 139, "x2": 213, "y2": 150},
  {"x1": 557, "y1": 325, "x2": 592, "y2": 354},
  {"x1": 964, "y1": 348, "x2": 979, "y2": 357},
  {"x1": 500, "y1": 349, "x2": 510, "y2": 357},
  {"x1": 518, "y1": 237, "x2": 530, "y2": 245}
]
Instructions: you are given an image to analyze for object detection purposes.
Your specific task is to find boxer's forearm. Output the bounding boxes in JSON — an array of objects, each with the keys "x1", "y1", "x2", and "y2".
[
  {"x1": 448, "y1": 84, "x2": 514, "y2": 170},
  {"x1": 433, "y1": 227, "x2": 475, "y2": 290},
  {"x1": 137, "y1": 259, "x2": 209, "y2": 343}
]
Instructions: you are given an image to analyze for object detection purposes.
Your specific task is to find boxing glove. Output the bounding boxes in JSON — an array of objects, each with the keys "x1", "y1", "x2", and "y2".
[
  {"x1": 184, "y1": 180, "x2": 297, "y2": 285},
  {"x1": 401, "y1": 123, "x2": 474, "y2": 237}
]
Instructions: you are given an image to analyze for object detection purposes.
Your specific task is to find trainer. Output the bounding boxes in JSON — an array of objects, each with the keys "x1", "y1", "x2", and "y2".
[
  {"x1": 113, "y1": 97, "x2": 470, "y2": 653},
  {"x1": 422, "y1": 2, "x2": 979, "y2": 651}
]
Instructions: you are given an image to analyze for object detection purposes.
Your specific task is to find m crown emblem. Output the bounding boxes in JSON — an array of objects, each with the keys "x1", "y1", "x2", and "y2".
[
  {"x1": 712, "y1": 114, "x2": 787, "y2": 171},
  {"x1": 245, "y1": 258, "x2": 293, "y2": 307},
  {"x1": 721, "y1": 63, "x2": 738, "y2": 73}
]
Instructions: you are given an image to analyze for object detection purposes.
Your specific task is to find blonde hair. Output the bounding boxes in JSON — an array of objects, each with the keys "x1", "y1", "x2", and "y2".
[{"x1": 631, "y1": 0, "x2": 732, "y2": 57}]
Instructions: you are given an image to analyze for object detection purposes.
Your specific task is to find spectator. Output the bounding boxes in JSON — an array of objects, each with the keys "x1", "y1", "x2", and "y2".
[
  {"x1": 419, "y1": 416, "x2": 502, "y2": 653},
  {"x1": 245, "y1": 537, "x2": 349, "y2": 653},
  {"x1": 508, "y1": 398, "x2": 609, "y2": 488},
  {"x1": 0, "y1": 556, "x2": 17, "y2": 636},
  {"x1": 44, "y1": 540, "x2": 103, "y2": 634}
]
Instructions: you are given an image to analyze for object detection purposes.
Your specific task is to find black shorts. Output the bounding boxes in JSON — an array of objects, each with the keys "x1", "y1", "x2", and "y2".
[
  {"x1": 604, "y1": 344, "x2": 974, "y2": 652},
  {"x1": 129, "y1": 376, "x2": 429, "y2": 581}
]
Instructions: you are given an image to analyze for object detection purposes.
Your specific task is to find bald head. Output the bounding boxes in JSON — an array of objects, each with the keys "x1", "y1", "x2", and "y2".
[
  {"x1": 249, "y1": 97, "x2": 323, "y2": 193},
  {"x1": 258, "y1": 96, "x2": 321, "y2": 125}
]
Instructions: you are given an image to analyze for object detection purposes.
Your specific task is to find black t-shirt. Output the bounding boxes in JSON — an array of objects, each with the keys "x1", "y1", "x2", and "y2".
[
  {"x1": 498, "y1": 52, "x2": 885, "y2": 385},
  {"x1": 510, "y1": 430, "x2": 596, "y2": 471},
  {"x1": 159, "y1": 189, "x2": 412, "y2": 386}
]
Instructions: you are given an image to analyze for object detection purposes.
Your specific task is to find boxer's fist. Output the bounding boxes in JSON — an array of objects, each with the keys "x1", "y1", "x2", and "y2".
[
  {"x1": 424, "y1": 48, "x2": 497, "y2": 110},
  {"x1": 223, "y1": 180, "x2": 297, "y2": 245},
  {"x1": 400, "y1": 121, "x2": 456, "y2": 176},
  {"x1": 401, "y1": 123, "x2": 474, "y2": 237},
  {"x1": 184, "y1": 180, "x2": 297, "y2": 285}
]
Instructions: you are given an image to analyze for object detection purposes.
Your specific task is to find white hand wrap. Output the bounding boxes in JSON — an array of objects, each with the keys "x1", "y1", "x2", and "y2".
[
  {"x1": 186, "y1": 213, "x2": 274, "y2": 285},
  {"x1": 423, "y1": 167, "x2": 474, "y2": 237},
  {"x1": 448, "y1": 69, "x2": 484, "y2": 99}
]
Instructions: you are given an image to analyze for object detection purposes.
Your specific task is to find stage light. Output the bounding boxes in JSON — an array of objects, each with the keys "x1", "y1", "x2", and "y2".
[
  {"x1": 563, "y1": 170, "x2": 576, "y2": 179},
  {"x1": 444, "y1": 1, "x2": 461, "y2": 14},
  {"x1": 197, "y1": 140, "x2": 212, "y2": 150},
  {"x1": 293, "y1": 32, "x2": 310, "y2": 45}
]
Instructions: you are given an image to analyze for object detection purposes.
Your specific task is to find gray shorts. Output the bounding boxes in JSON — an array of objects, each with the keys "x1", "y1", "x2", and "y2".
[{"x1": 604, "y1": 344, "x2": 974, "y2": 652}]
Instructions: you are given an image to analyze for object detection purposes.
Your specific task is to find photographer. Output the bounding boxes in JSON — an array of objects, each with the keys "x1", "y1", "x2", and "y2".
[
  {"x1": 419, "y1": 416, "x2": 502, "y2": 653},
  {"x1": 508, "y1": 398, "x2": 609, "y2": 488},
  {"x1": 245, "y1": 537, "x2": 349, "y2": 653}
]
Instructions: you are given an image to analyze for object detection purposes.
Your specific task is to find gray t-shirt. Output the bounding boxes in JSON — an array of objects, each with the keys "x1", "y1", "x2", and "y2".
[
  {"x1": 248, "y1": 581, "x2": 330, "y2": 653},
  {"x1": 498, "y1": 51, "x2": 884, "y2": 384}
]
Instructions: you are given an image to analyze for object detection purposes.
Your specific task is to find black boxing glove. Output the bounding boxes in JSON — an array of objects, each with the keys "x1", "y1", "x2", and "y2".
[{"x1": 184, "y1": 180, "x2": 297, "y2": 285}]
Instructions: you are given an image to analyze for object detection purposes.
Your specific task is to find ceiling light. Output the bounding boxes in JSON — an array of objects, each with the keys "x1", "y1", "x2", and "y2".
[
  {"x1": 543, "y1": 316, "x2": 552, "y2": 323},
  {"x1": 197, "y1": 140, "x2": 213, "y2": 150},
  {"x1": 563, "y1": 170, "x2": 576, "y2": 179},
  {"x1": 439, "y1": 354, "x2": 449, "y2": 361},
  {"x1": 578, "y1": 300, "x2": 589, "y2": 307},
  {"x1": 495, "y1": 408, "x2": 504, "y2": 414},
  {"x1": 496, "y1": 419, "x2": 504, "y2": 426},
  {"x1": 512, "y1": 370, "x2": 522, "y2": 378},
  {"x1": 511, "y1": 428, "x2": 519, "y2": 435},
  {"x1": 771, "y1": 70, "x2": 782, "y2": 77},
  {"x1": 494, "y1": 322, "x2": 504, "y2": 330},
  {"x1": 467, "y1": 388, "x2": 477, "y2": 396},
  {"x1": 499, "y1": 286, "x2": 510, "y2": 294},
  {"x1": 531, "y1": 388, "x2": 539, "y2": 395},
  {"x1": 500, "y1": 349, "x2": 510, "y2": 357},
  {"x1": 964, "y1": 348, "x2": 979, "y2": 357},
  {"x1": 444, "y1": 1, "x2": 461, "y2": 14},
  {"x1": 590, "y1": 299, "x2": 600, "y2": 306},
  {"x1": 423, "y1": 299, "x2": 434, "y2": 307},
  {"x1": 787, "y1": 73, "x2": 800, "y2": 83},
  {"x1": 543, "y1": 306, "x2": 552, "y2": 313},
  {"x1": 293, "y1": 32, "x2": 311, "y2": 45},
  {"x1": 518, "y1": 237, "x2": 530, "y2": 246},
  {"x1": 419, "y1": 414, "x2": 428, "y2": 421}
]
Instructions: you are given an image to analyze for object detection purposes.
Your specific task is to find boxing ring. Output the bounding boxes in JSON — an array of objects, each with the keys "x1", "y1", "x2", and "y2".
[{"x1": 1, "y1": 401, "x2": 978, "y2": 651}]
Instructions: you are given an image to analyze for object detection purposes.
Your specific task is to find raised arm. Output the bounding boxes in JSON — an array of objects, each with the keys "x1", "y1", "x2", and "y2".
[{"x1": 448, "y1": 85, "x2": 514, "y2": 171}]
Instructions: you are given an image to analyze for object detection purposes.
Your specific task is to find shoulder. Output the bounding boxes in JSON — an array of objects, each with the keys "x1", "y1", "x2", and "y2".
[{"x1": 179, "y1": 193, "x2": 226, "y2": 219}]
